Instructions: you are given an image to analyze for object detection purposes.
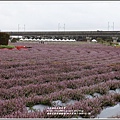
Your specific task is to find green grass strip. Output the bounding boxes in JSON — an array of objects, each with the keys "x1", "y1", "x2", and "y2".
[{"x1": 0, "y1": 45, "x2": 15, "y2": 49}]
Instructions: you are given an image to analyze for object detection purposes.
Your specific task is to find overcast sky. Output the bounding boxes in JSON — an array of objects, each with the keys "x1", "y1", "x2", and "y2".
[{"x1": 0, "y1": 1, "x2": 120, "y2": 31}]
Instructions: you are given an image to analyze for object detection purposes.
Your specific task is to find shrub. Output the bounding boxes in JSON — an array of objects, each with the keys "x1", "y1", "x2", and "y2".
[
  {"x1": 0, "y1": 32, "x2": 10, "y2": 45},
  {"x1": 11, "y1": 38, "x2": 19, "y2": 43},
  {"x1": 96, "y1": 38, "x2": 104, "y2": 43}
]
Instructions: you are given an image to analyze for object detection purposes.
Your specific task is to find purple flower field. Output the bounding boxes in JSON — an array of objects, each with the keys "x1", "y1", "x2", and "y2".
[{"x1": 0, "y1": 42, "x2": 120, "y2": 118}]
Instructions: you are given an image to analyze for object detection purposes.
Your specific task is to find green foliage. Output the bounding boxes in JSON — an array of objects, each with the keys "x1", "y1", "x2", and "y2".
[
  {"x1": 97, "y1": 37, "x2": 115, "y2": 46},
  {"x1": 0, "y1": 45, "x2": 15, "y2": 49},
  {"x1": 26, "y1": 102, "x2": 34, "y2": 107},
  {"x1": 0, "y1": 32, "x2": 10, "y2": 45},
  {"x1": 96, "y1": 38, "x2": 104, "y2": 44},
  {"x1": 41, "y1": 99, "x2": 52, "y2": 106},
  {"x1": 11, "y1": 38, "x2": 19, "y2": 43},
  {"x1": 105, "y1": 38, "x2": 112, "y2": 42}
]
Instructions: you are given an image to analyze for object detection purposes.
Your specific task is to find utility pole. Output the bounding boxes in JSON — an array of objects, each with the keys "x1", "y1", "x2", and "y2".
[
  {"x1": 58, "y1": 23, "x2": 60, "y2": 31},
  {"x1": 63, "y1": 23, "x2": 65, "y2": 31},
  {"x1": 58, "y1": 23, "x2": 66, "y2": 31},
  {"x1": 108, "y1": 22, "x2": 109, "y2": 31},
  {"x1": 18, "y1": 24, "x2": 20, "y2": 32},
  {"x1": 18, "y1": 24, "x2": 20, "y2": 38},
  {"x1": 24, "y1": 24, "x2": 25, "y2": 32},
  {"x1": 113, "y1": 22, "x2": 114, "y2": 31}
]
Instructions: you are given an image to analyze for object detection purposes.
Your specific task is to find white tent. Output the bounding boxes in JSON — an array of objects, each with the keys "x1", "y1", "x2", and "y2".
[{"x1": 92, "y1": 39, "x2": 97, "y2": 42}]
